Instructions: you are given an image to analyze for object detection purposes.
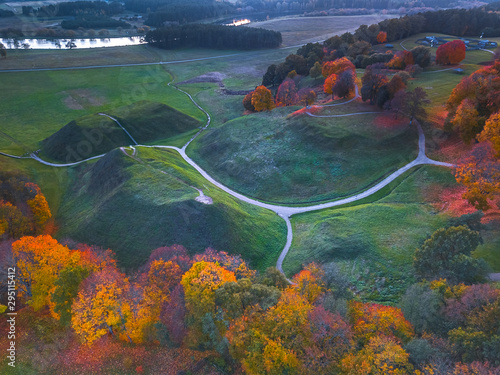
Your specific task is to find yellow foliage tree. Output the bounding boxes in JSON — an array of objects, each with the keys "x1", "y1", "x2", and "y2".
[{"x1": 12, "y1": 235, "x2": 78, "y2": 310}]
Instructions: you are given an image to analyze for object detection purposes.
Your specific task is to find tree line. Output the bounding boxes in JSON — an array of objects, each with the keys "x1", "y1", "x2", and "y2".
[
  {"x1": 2, "y1": 211, "x2": 498, "y2": 372},
  {"x1": 145, "y1": 24, "x2": 282, "y2": 50},
  {"x1": 34, "y1": 1, "x2": 123, "y2": 17},
  {"x1": 61, "y1": 16, "x2": 131, "y2": 30}
]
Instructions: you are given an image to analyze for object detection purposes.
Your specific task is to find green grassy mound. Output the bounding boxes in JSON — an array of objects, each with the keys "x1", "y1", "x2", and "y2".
[
  {"x1": 56, "y1": 147, "x2": 286, "y2": 271},
  {"x1": 41, "y1": 101, "x2": 201, "y2": 162},
  {"x1": 283, "y1": 166, "x2": 457, "y2": 303},
  {"x1": 190, "y1": 108, "x2": 418, "y2": 204}
]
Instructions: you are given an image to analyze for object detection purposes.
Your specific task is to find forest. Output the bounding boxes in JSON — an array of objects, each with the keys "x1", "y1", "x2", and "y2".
[{"x1": 145, "y1": 24, "x2": 282, "y2": 50}]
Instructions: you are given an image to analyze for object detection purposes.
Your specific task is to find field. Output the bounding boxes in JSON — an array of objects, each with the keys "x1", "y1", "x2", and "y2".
[
  {"x1": 0, "y1": 65, "x2": 206, "y2": 154},
  {"x1": 249, "y1": 14, "x2": 395, "y2": 46},
  {"x1": 282, "y1": 165, "x2": 495, "y2": 303},
  {"x1": 0, "y1": 15, "x2": 498, "y2": 289},
  {"x1": 57, "y1": 147, "x2": 287, "y2": 271}
]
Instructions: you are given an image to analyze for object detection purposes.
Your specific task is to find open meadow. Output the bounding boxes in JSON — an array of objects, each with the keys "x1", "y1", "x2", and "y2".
[{"x1": 0, "y1": 15, "x2": 498, "y2": 293}]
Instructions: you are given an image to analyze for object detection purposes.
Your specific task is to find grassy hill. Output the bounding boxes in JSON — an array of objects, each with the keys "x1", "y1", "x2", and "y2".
[
  {"x1": 56, "y1": 147, "x2": 286, "y2": 271},
  {"x1": 41, "y1": 101, "x2": 201, "y2": 162},
  {"x1": 190, "y1": 106, "x2": 418, "y2": 204},
  {"x1": 283, "y1": 166, "x2": 457, "y2": 303}
]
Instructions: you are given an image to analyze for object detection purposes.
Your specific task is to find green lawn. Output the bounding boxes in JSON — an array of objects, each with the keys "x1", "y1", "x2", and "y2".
[
  {"x1": 56, "y1": 147, "x2": 287, "y2": 271},
  {"x1": 0, "y1": 66, "x2": 206, "y2": 154},
  {"x1": 283, "y1": 166, "x2": 458, "y2": 303},
  {"x1": 189, "y1": 106, "x2": 418, "y2": 204},
  {"x1": 40, "y1": 101, "x2": 202, "y2": 162}
]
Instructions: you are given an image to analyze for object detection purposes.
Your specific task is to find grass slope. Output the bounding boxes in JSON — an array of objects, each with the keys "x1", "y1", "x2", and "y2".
[
  {"x1": 0, "y1": 66, "x2": 206, "y2": 155},
  {"x1": 41, "y1": 101, "x2": 201, "y2": 162},
  {"x1": 190, "y1": 106, "x2": 418, "y2": 204},
  {"x1": 56, "y1": 147, "x2": 286, "y2": 271},
  {"x1": 283, "y1": 166, "x2": 457, "y2": 303}
]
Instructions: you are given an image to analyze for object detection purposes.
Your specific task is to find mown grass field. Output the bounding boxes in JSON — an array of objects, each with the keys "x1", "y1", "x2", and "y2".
[
  {"x1": 190, "y1": 105, "x2": 418, "y2": 203},
  {"x1": 57, "y1": 147, "x2": 287, "y2": 271},
  {"x1": 249, "y1": 14, "x2": 395, "y2": 46},
  {"x1": 0, "y1": 66, "x2": 206, "y2": 154},
  {"x1": 40, "y1": 101, "x2": 202, "y2": 162},
  {"x1": 282, "y1": 166, "x2": 469, "y2": 303}
]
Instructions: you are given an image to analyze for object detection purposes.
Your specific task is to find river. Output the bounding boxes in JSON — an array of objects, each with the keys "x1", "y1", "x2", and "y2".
[{"x1": 0, "y1": 36, "x2": 145, "y2": 49}]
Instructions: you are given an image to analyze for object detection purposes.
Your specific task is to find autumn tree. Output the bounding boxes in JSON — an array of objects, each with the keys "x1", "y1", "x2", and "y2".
[
  {"x1": 251, "y1": 85, "x2": 275, "y2": 112},
  {"x1": 243, "y1": 91, "x2": 255, "y2": 112},
  {"x1": 413, "y1": 226, "x2": 488, "y2": 284},
  {"x1": 159, "y1": 284, "x2": 187, "y2": 346},
  {"x1": 340, "y1": 335, "x2": 414, "y2": 374},
  {"x1": 323, "y1": 73, "x2": 338, "y2": 99},
  {"x1": 71, "y1": 267, "x2": 131, "y2": 345},
  {"x1": 292, "y1": 263, "x2": 325, "y2": 304},
  {"x1": 348, "y1": 301, "x2": 415, "y2": 346},
  {"x1": 451, "y1": 98, "x2": 483, "y2": 144},
  {"x1": 376, "y1": 31, "x2": 387, "y2": 44},
  {"x1": 446, "y1": 61, "x2": 500, "y2": 143},
  {"x1": 455, "y1": 142, "x2": 500, "y2": 210},
  {"x1": 333, "y1": 70, "x2": 356, "y2": 99},
  {"x1": 386, "y1": 50, "x2": 414, "y2": 70},
  {"x1": 297, "y1": 88, "x2": 316, "y2": 107},
  {"x1": 361, "y1": 64, "x2": 389, "y2": 105},
  {"x1": 194, "y1": 248, "x2": 255, "y2": 280},
  {"x1": 215, "y1": 278, "x2": 280, "y2": 320},
  {"x1": 322, "y1": 57, "x2": 356, "y2": 78},
  {"x1": 0, "y1": 201, "x2": 29, "y2": 238},
  {"x1": 276, "y1": 78, "x2": 298, "y2": 107},
  {"x1": 436, "y1": 40, "x2": 466, "y2": 65},
  {"x1": 12, "y1": 235, "x2": 77, "y2": 310},
  {"x1": 25, "y1": 182, "x2": 51, "y2": 233},
  {"x1": 181, "y1": 261, "x2": 236, "y2": 347},
  {"x1": 478, "y1": 112, "x2": 500, "y2": 157}
]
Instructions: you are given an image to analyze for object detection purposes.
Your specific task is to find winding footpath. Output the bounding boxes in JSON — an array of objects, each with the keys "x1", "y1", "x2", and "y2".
[{"x1": 0, "y1": 81, "x2": 455, "y2": 276}]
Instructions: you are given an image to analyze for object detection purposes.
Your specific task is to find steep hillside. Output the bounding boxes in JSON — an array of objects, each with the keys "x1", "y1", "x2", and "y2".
[
  {"x1": 41, "y1": 101, "x2": 201, "y2": 162},
  {"x1": 56, "y1": 147, "x2": 286, "y2": 270}
]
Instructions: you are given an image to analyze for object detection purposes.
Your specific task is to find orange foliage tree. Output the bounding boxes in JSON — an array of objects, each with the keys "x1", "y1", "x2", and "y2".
[
  {"x1": 455, "y1": 142, "x2": 500, "y2": 210},
  {"x1": 348, "y1": 301, "x2": 415, "y2": 346},
  {"x1": 376, "y1": 31, "x2": 387, "y2": 44},
  {"x1": 436, "y1": 40, "x2": 466, "y2": 65},
  {"x1": 386, "y1": 50, "x2": 414, "y2": 70},
  {"x1": 322, "y1": 57, "x2": 356, "y2": 78},
  {"x1": 292, "y1": 262, "x2": 326, "y2": 304},
  {"x1": 251, "y1": 85, "x2": 275, "y2": 112},
  {"x1": 323, "y1": 73, "x2": 338, "y2": 98}
]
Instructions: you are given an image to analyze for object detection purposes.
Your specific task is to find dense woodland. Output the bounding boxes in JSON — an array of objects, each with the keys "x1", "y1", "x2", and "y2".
[{"x1": 145, "y1": 24, "x2": 282, "y2": 50}]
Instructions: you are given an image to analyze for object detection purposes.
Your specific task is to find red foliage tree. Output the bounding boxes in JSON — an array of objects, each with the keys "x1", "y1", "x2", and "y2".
[
  {"x1": 322, "y1": 57, "x2": 356, "y2": 78},
  {"x1": 276, "y1": 78, "x2": 298, "y2": 107},
  {"x1": 242, "y1": 91, "x2": 255, "y2": 112},
  {"x1": 376, "y1": 31, "x2": 387, "y2": 44},
  {"x1": 436, "y1": 40, "x2": 466, "y2": 65}
]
